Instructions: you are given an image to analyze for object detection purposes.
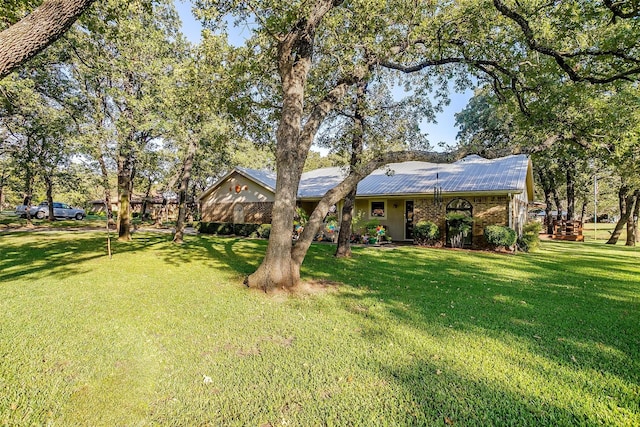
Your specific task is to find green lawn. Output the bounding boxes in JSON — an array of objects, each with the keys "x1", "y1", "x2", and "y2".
[
  {"x1": 583, "y1": 222, "x2": 628, "y2": 243},
  {"x1": 0, "y1": 232, "x2": 638, "y2": 426}
]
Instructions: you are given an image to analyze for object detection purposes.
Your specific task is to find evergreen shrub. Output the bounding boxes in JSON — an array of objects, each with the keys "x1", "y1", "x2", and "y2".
[
  {"x1": 518, "y1": 222, "x2": 542, "y2": 252},
  {"x1": 413, "y1": 220, "x2": 440, "y2": 245},
  {"x1": 484, "y1": 225, "x2": 517, "y2": 249}
]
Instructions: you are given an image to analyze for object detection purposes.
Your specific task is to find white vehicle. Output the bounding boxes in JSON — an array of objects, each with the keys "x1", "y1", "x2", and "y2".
[{"x1": 15, "y1": 202, "x2": 86, "y2": 220}]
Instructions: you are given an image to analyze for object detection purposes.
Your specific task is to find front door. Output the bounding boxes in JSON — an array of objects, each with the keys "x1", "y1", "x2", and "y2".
[{"x1": 405, "y1": 200, "x2": 414, "y2": 240}]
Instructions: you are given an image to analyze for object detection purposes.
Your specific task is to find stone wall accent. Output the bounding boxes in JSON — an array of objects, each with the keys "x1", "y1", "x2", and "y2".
[
  {"x1": 414, "y1": 196, "x2": 509, "y2": 247},
  {"x1": 200, "y1": 202, "x2": 273, "y2": 224}
]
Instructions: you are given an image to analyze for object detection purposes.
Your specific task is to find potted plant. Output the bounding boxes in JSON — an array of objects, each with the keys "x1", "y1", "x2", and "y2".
[{"x1": 445, "y1": 212, "x2": 473, "y2": 248}]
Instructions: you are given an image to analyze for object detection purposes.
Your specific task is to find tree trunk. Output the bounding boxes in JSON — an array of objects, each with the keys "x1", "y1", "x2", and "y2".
[
  {"x1": 0, "y1": 0, "x2": 96, "y2": 79},
  {"x1": 141, "y1": 177, "x2": 153, "y2": 221},
  {"x1": 245, "y1": 16, "x2": 320, "y2": 291},
  {"x1": 246, "y1": 164, "x2": 303, "y2": 290},
  {"x1": 97, "y1": 153, "x2": 114, "y2": 226},
  {"x1": 553, "y1": 188, "x2": 563, "y2": 221},
  {"x1": 0, "y1": 169, "x2": 6, "y2": 210},
  {"x1": 45, "y1": 174, "x2": 55, "y2": 221},
  {"x1": 335, "y1": 189, "x2": 356, "y2": 258},
  {"x1": 636, "y1": 199, "x2": 640, "y2": 243},
  {"x1": 335, "y1": 78, "x2": 367, "y2": 258},
  {"x1": 580, "y1": 198, "x2": 588, "y2": 222},
  {"x1": 566, "y1": 164, "x2": 575, "y2": 220},
  {"x1": 22, "y1": 165, "x2": 34, "y2": 226},
  {"x1": 173, "y1": 139, "x2": 197, "y2": 244},
  {"x1": 606, "y1": 185, "x2": 629, "y2": 245},
  {"x1": 537, "y1": 170, "x2": 554, "y2": 234},
  {"x1": 625, "y1": 190, "x2": 639, "y2": 246},
  {"x1": 116, "y1": 147, "x2": 135, "y2": 242}
]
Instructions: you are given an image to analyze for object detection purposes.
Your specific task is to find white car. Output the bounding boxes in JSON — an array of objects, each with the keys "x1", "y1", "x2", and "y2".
[{"x1": 16, "y1": 202, "x2": 86, "y2": 220}]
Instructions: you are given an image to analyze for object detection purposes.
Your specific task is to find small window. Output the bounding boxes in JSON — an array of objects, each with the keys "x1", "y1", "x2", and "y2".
[{"x1": 370, "y1": 200, "x2": 386, "y2": 219}]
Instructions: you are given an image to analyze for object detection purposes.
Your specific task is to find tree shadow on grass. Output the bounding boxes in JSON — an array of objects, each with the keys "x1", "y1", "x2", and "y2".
[
  {"x1": 0, "y1": 232, "x2": 168, "y2": 283},
  {"x1": 148, "y1": 234, "x2": 267, "y2": 277},
  {"x1": 316, "y1": 243, "x2": 639, "y2": 423},
  {"x1": 373, "y1": 356, "x2": 616, "y2": 426}
]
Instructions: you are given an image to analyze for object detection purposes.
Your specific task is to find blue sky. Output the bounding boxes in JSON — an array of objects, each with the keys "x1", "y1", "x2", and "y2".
[{"x1": 174, "y1": 1, "x2": 472, "y2": 150}]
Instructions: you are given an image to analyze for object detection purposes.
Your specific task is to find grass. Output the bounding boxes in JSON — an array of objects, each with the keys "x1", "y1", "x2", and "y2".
[
  {"x1": 0, "y1": 230, "x2": 638, "y2": 426},
  {"x1": 582, "y1": 222, "x2": 628, "y2": 243},
  {"x1": 0, "y1": 211, "x2": 182, "y2": 231}
]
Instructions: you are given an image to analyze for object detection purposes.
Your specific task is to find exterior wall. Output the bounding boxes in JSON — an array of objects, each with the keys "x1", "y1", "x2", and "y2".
[
  {"x1": 414, "y1": 195, "x2": 510, "y2": 246},
  {"x1": 351, "y1": 195, "x2": 511, "y2": 245},
  {"x1": 201, "y1": 201, "x2": 273, "y2": 224},
  {"x1": 469, "y1": 196, "x2": 509, "y2": 245},
  {"x1": 200, "y1": 172, "x2": 275, "y2": 224},
  {"x1": 351, "y1": 198, "x2": 410, "y2": 241},
  {"x1": 513, "y1": 192, "x2": 529, "y2": 235}
]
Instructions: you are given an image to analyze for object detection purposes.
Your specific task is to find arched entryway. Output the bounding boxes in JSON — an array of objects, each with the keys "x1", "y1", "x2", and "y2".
[{"x1": 446, "y1": 198, "x2": 473, "y2": 248}]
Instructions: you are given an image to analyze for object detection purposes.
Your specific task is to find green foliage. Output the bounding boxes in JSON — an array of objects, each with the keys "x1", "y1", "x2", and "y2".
[
  {"x1": 350, "y1": 209, "x2": 367, "y2": 234},
  {"x1": 364, "y1": 219, "x2": 381, "y2": 235},
  {"x1": 413, "y1": 220, "x2": 440, "y2": 245},
  {"x1": 484, "y1": 225, "x2": 517, "y2": 248},
  {"x1": 256, "y1": 224, "x2": 271, "y2": 239},
  {"x1": 197, "y1": 222, "x2": 271, "y2": 238},
  {"x1": 445, "y1": 212, "x2": 473, "y2": 236},
  {"x1": 294, "y1": 207, "x2": 309, "y2": 226},
  {"x1": 518, "y1": 221, "x2": 542, "y2": 252},
  {"x1": 198, "y1": 222, "x2": 234, "y2": 235}
]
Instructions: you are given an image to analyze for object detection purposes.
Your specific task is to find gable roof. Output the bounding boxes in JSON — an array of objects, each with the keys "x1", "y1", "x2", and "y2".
[
  {"x1": 198, "y1": 167, "x2": 277, "y2": 201},
  {"x1": 201, "y1": 154, "x2": 533, "y2": 202},
  {"x1": 235, "y1": 167, "x2": 277, "y2": 192}
]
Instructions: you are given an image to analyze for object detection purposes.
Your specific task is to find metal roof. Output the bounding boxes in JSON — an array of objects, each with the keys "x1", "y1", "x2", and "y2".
[
  {"x1": 236, "y1": 167, "x2": 277, "y2": 192},
  {"x1": 215, "y1": 154, "x2": 531, "y2": 200},
  {"x1": 298, "y1": 154, "x2": 531, "y2": 198}
]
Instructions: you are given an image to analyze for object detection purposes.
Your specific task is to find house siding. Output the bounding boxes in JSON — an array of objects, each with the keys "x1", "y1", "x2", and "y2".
[
  {"x1": 201, "y1": 201, "x2": 273, "y2": 224},
  {"x1": 200, "y1": 172, "x2": 275, "y2": 224}
]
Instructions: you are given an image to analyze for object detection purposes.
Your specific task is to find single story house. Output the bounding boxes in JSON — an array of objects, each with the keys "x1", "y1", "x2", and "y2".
[{"x1": 198, "y1": 154, "x2": 534, "y2": 246}]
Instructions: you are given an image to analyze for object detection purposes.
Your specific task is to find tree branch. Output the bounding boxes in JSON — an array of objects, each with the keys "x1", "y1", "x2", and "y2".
[
  {"x1": 0, "y1": 0, "x2": 96, "y2": 79},
  {"x1": 492, "y1": 0, "x2": 640, "y2": 83}
]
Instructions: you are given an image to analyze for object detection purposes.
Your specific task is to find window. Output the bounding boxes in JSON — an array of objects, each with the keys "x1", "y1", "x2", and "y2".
[{"x1": 370, "y1": 200, "x2": 386, "y2": 219}]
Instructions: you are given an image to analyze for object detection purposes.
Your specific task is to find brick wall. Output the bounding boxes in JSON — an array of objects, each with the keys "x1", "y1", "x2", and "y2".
[
  {"x1": 414, "y1": 196, "x2": 509, "y2": 247},
  {"x1": 244, "y1": 202, "x2": 273, "y2": 224},
  {"x1": 201, "y1": 202, "x2": 273, "y2": 224}
]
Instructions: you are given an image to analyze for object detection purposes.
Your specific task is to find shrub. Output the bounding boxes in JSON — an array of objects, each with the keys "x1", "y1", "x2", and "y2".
[
  {"x1": 445, "y1": 212, "x2": 473, "y2": 236},
  {"x1": 446, "y1": 213, "x2": 474, "y2": 248},
  {"x1": 518, "y1": 222, "x2": 542, "y2": 252},
  {"x1": 197, "y1": 222, "x2": 234, "y2": 235},
  {"x1": 257, "y1": 224, "x2": 271, "y2": 238},
  {"x1": 484, "y1": 225, "x2": 517, "y2": 249},
  {"x1": 234, "y1": 223, "x2": 261, "y2": 237},
  {"x1": 350, "y1": 210, "x2": 367, "y2": 234},
  {"x1": 413, "y1": 220, "x2": 440, "y2": 246},
  {"x1": 198, "y1": 222, "x2": 271, "y2": 238}
]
